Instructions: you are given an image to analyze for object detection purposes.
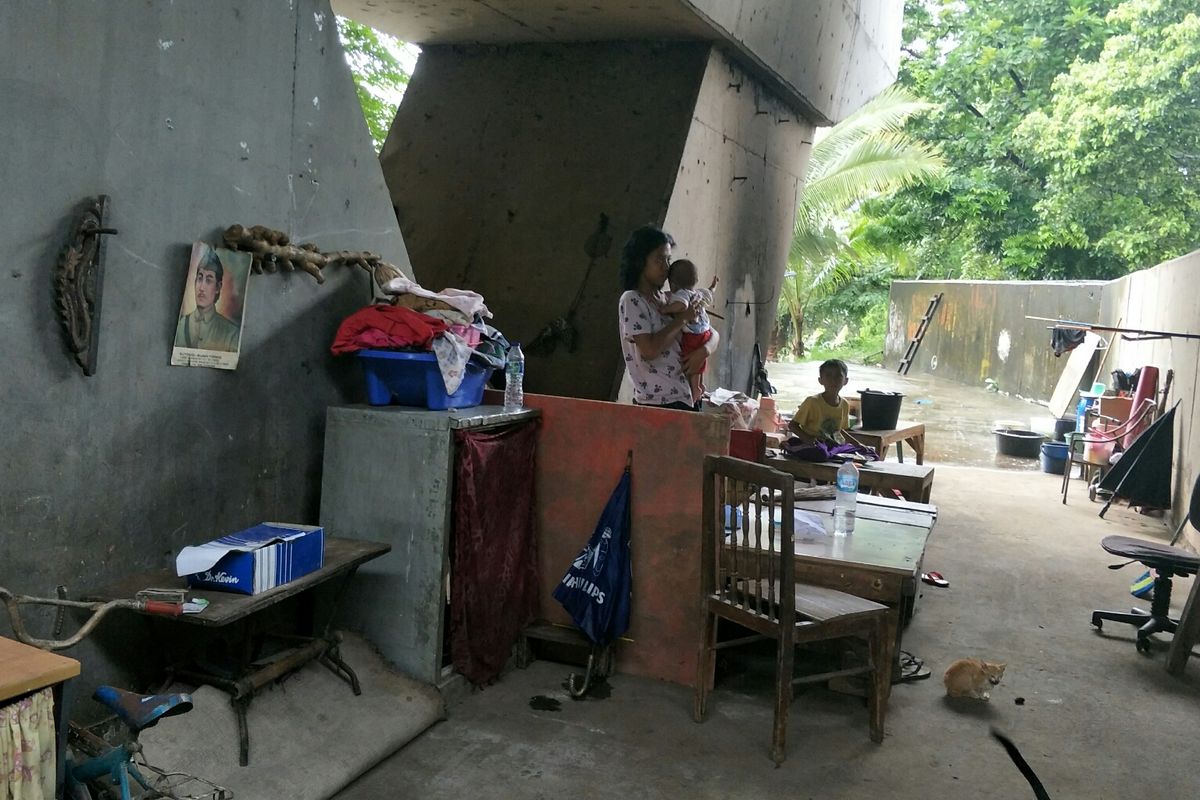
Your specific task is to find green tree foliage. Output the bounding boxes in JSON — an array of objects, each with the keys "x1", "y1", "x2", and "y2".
[
  {"x1": 871, "y1": 0, "x2": 1200, "y2": 280},
  {"x1": 1016, "y1": 0, "x2": 1200, "y2": 270},
  {"x1": 336, "y1": 17, "x2": 410, "y2": 152},
  {"x1": 777, "y1": 86, "x2": 945, "y2": 357}
]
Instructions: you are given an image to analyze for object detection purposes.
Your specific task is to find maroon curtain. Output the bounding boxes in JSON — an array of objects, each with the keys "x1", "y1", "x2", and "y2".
[{"x1": 450, "y1": 421, "x2": 539, "y2": 685}]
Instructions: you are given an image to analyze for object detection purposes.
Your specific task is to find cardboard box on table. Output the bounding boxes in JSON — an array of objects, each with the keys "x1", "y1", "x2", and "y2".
[{"x1": 176, "y1": 523, "x2": 325, "y2": 595}]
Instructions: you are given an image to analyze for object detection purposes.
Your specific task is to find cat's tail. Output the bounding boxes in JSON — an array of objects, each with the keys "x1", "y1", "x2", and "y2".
[{"x1": 991, "y1": 728, "x2": 1051, "y2": 800}]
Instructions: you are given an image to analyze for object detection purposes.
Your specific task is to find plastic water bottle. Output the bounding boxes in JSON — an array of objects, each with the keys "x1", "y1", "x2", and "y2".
[
  {"x1": 833, "y1": 461, "x2": 859, "y2": 536},
  {"x1": 503, "y1": 342, "x2": 525, "y2": 412}
]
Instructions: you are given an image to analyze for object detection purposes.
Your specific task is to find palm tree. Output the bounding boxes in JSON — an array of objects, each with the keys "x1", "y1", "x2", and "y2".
[{"x1": 778, "y1": 85, "x2": 945, "y2": 357}]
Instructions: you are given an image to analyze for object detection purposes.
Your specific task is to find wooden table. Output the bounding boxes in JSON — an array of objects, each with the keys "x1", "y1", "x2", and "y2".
[
  {"x1": 846, "y1": 420, "x2": 927, "y2": 464},
  {"x1": 735, "y1": 494, "x2": 937, "y2": 680},
  {"x1": 0, "y1": 636, "x2": 79, "y2": 703},
  {"x1": 2, "y1": 636, "x2": 80, "y2": 796},
  {"x1": 87, "y1": 536, "x2": 389, "y2": 765},
  {"x1": 765, "y1": 453, "x2": 935, "y2": 503}
]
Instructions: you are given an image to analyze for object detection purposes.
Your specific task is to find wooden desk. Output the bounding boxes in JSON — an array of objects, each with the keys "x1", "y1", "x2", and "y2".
[
  {"x1": 87, "y1": 536, "x2": 389, "y2": 765},
  {"x1": 91, "y1": 537, "x2": 389, "y2": 628},
  {"x1": 847, "y1": 420, "x2": 927, "y2": 464},
  {"x1": 2, "y1": 636, "x2": 80, "y2": 797},
  {"x1": 0, "y1": 636, "x2": 79, "y2": 702},
  {"x1": 765, "y1": 454, "x2": 935, "y2": 503},
  {"x1": 732, "y1": 495, "x2": 936, "y2": 680}
]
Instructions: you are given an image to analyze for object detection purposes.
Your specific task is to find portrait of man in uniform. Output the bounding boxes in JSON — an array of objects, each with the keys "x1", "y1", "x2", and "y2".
[{"x1": 171, "y1": 243, "x2": 252, "y2": 370}]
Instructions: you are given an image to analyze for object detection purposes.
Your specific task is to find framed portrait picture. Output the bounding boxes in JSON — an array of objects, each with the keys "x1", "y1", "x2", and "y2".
[{"x1": 171, "y1": 242, "x2": 253, "y2": 370}]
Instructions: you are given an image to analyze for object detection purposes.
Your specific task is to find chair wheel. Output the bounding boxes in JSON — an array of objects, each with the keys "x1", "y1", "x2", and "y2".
[
  {"x1": 1136, "y1": 637, "x2": 1151, "y2": 654},
  {"x1": 1092, "y1": 618, "x2": 1102, "y2": 630}
]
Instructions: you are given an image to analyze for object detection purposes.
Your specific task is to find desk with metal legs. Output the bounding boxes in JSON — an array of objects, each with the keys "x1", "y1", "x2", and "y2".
[{"x1": 87, "y1": 537, "x2": 389, "y2": 766}]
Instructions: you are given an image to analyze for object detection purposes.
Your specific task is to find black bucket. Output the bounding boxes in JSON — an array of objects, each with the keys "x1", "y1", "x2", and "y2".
[
  {"x1": 859, "y1": 389, "x2": 904, "y2": 430},
  {"x1": 1052, "y1": 417, "x2": 1077, "y2": 442},
  {"x1": 993, "y1": 429, "x2": 1045, "y2": 458}
]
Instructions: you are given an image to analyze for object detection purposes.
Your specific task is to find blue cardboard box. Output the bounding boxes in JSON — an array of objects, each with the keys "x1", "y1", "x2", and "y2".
[{"x1": 175, "y1": 523, "x2": 325, "y2": 595}]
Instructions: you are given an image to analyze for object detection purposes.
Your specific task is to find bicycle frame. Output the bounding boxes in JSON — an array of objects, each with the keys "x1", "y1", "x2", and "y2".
[
  {"x1": 0, "y1": 586, "x2": 208, "y2": 800},
  {"x1": 0, "y1": 586, "x2": 179, "y2": 649},
  {"x1": 69, "y1": 742, "x2": 157, "y2": 800}
]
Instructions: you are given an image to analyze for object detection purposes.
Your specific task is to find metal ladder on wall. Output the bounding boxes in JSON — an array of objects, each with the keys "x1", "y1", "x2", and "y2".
[{"x1": 897, "y1": 293, "x2": 943, "y2": 375}]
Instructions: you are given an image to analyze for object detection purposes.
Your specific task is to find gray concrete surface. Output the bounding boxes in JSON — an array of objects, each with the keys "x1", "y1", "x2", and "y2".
[
  {"x1": 886, "y1": 280, "x2": 1105, "y2": 401},
  {"x1": 0, "y1": 0, "x2": 406, "y2": 697},
  {"x1": 335, "y1": 0, "x2": 901, "y2": 125},
  {"x1": 891, "y1": 246, "x2": 1200, "y2": 550},
  {"x1": 379, "y1": 39, "x2": 813, "y2": 401},
  {"x1": 1100, "y1": 248, "x2": 1200, "y2": 551},
  {"x1": 335, "y1": 465, "x2": 1199, "y2": 799},
  {"x1": 142, "y1": 633, "x2": 443, "y2": 800}
]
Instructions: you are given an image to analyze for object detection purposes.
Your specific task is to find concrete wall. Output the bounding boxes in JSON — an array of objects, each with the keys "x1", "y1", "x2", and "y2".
[
  {"x1": 379, "y1": 42, "x2": 711, "y2": 400},
  {"x1": 334, "y1": 0, "x2": 903, "y2": 125},
  {"x1": 685, "y1": 0, "x2": 903, "y2": 123},
  {"x1": 663, "y1": 48, "x2": 814, "y2": 394},
  {"x1": 382, "y1": 42, "x2": 813, "y2": 400},
  {"x1": 888, "y1": 258, "x2": 1200, "y2": 548},
  {"x1": 0, "y1": 0, "x2": 406, "y2": 688},
  {"x1": 1099, "y1": 250, "x2": 1200, "y2": 549},
  {"x1": 886, "y1": 280, "x2": 1105, "y2": 400}
]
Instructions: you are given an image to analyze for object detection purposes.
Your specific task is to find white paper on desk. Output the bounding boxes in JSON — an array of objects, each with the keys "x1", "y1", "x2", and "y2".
[{"x1": 792, "y1": 510, "x2": 829, "y2": 538}]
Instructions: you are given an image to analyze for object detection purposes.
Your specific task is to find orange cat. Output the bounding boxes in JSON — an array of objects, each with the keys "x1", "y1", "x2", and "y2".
[{"x1": 943, "y1": 658, "x2": 1006, "y2": 700}]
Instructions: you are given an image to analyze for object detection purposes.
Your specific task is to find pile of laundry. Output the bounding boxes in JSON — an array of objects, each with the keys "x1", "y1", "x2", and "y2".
[{"x1": 331, "y1": 276, "x2": 510, "y2": 394}]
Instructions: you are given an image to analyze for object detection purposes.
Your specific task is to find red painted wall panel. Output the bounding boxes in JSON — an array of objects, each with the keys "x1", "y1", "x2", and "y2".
[{"x1": 519, "y1": 393, "x2": 731, "y2": 687}]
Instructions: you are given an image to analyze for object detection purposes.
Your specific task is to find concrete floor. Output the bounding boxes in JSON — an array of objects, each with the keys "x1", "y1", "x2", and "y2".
[{"x1": 335, "y1": 367, "x2": 1200, "y2": 799}]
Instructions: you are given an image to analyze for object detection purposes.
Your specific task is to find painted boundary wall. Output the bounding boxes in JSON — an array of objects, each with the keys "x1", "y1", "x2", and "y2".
[
  {"x1": 0, "y1": 0, "x2": 407, "y2": 692},
  {"x1": 1099, "y1": 251, "x2": 1200, "y2": 549},
  {"x1": 886, "y1": 281, "x2": 1105, "y2": 401},
  {"x1": 889, "y1": 255, "x2": 1200, "y2": 548}
]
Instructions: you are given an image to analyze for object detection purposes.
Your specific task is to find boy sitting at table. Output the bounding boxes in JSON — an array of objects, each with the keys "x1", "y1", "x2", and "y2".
[{"x1": 787, "y1": 359, "x2": 850, "y2": 445}]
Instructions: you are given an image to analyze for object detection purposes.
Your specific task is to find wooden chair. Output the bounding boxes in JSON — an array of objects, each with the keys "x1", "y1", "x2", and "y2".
[
  {"x1": 693, "y1": 455, "x2": 891, "y2": 764},
  {"x1": 1062, "y1": 398, "x2": 1157, "y2": 504}
]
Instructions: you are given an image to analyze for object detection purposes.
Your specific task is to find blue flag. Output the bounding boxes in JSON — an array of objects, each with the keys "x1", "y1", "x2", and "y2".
[{"x1": 553, "y1": 467, "x2": 632, "y2": 646}]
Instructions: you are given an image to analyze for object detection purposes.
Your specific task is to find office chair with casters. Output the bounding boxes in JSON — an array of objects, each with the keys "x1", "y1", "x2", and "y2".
[{"x1": 1090, "y1": 473, "x2": 1200, "y2": 654}]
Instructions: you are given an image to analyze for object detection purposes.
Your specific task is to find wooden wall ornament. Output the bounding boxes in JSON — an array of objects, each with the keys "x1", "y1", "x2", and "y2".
[
  {"x1": 222, "y1": 224, "x2": 403, "y2": 291},
  {"x1": 54, "y1": 196, "x2": 117, "y2": 376}
]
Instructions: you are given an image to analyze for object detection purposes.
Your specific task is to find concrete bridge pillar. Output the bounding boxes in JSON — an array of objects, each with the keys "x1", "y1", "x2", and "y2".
[{"x1": 341, "y1": 0, "x2": 901, "y2": 398}]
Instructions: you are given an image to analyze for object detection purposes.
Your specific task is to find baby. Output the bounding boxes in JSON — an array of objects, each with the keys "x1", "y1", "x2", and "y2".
[
  {"x1": 661, "y1": 259, "x2": 718, "y2": 403},
  {"x1": 787, "y1": 358, "x2": 850, "y2": 444}
]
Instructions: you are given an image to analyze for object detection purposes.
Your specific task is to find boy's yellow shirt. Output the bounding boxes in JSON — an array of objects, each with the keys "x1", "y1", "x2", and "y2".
[{"x1": 793, "y1": 393, "x2": 849, "y2": 441}]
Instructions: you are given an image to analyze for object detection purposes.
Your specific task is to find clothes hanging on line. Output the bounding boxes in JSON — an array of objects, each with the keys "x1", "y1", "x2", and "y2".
[{"x1": 1051, "y1": 326, "x2": 1088, "y2": 357}]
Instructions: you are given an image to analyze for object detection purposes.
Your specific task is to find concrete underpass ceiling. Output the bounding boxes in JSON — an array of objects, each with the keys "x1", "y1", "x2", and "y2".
[{"x1": 331, "y1": 0, "x2": 714, "y2": 43}]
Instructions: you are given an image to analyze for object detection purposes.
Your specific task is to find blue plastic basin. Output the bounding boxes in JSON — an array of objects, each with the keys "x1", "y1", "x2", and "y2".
[{"x1": 358, "y1": 350, "x2": 492, "y2": 410}]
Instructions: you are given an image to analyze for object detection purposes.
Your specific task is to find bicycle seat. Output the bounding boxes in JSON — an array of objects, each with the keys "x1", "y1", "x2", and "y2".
[{"x1": 93, "y1": 686, "x2": 193, "y2": 733}]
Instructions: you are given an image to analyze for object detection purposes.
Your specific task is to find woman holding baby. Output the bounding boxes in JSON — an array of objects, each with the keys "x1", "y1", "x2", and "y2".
[{"x1": 617, "y1": 225, "x2": 719, "y2": 411}]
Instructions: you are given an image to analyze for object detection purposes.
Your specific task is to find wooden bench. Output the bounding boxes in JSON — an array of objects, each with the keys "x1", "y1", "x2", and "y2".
[
  {"x1": 846, "y1": 421, "x2": 927, "y2": 464},
  {"x1": 764, "y1": 454, "x2": 935, "y2": 503}
]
